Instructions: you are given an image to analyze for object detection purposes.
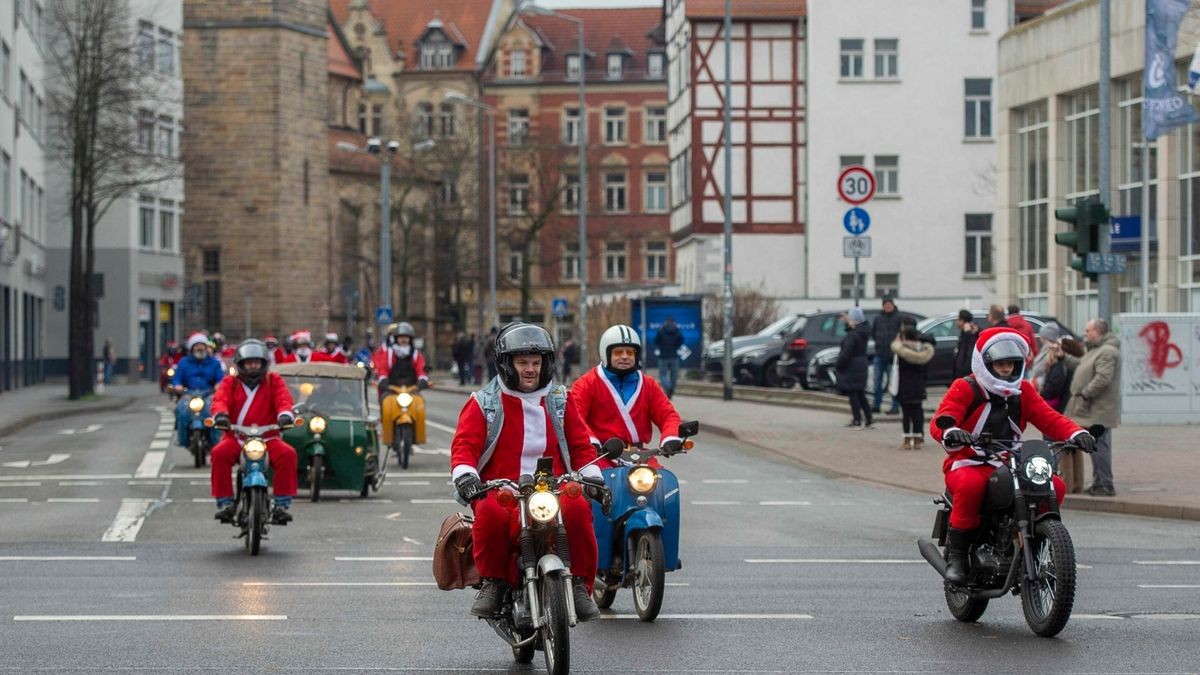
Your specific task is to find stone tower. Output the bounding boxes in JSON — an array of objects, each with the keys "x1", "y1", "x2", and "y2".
[{"x1": 181, "y1": 0, "x2": 330, "y2": 339}]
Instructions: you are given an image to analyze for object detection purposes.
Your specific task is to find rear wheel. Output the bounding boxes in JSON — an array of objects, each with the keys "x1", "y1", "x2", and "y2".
[
  {"x1": 632, "y1": 531, "x2": 666, "y2": 622},
  {"x1": 1021, "y1": 519, "x2": 1076, "y2": 637},
  {"x1": 247, "y1": 489, "x2": 264, "y2": 556},
  {"x1": 592, "y1": 577, "x2": 617, "y2": 609},
  {"x1": 540, "y1": 573, "x2": 571, "y2": 675},
  {"x1": 309, "y1": 455, "x2": 323, "y2": 503}
]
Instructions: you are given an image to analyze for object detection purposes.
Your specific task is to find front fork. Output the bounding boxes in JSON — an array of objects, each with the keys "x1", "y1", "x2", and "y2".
[
  {"x1": 1009, "y1": 456, "x2": 1038, "y2": 583},
  {"x1": 517, "y1": 502, "x2": 578, "y2": 628}
]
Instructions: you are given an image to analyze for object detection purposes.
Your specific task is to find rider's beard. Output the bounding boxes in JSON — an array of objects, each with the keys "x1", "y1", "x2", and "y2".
[{"x1": 393, "y1": 344, "x2": 412, "y2": 357}]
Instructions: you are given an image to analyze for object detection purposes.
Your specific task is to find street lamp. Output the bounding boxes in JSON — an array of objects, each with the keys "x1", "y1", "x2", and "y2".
[
  {"x1": 443, "y1": 93, "x2": 497, "y2": 334},
  {"x1": 518, "y1": 2, "x2": 588, "y2": 366}
]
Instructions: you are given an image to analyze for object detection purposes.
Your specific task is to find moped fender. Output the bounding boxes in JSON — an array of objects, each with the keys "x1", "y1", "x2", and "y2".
[
  {"x1": 396, "y1": 414, "x2": 413, "y2": 426},
  {"x1": 307, "y1": 441, "x2": 326, "y2": 456},
  {"x1": 536, "y1": 553, "x2": 567, "y2": 577},
  {"x1": 1033, "y1": 509, "x2": 1062, "y2": 523},
  {"x1": 242, "y1": 470, "x2": 269, "y2": 489},
  {"x1": 624, "y1": 508, "x2": 665, "y2": 534}
]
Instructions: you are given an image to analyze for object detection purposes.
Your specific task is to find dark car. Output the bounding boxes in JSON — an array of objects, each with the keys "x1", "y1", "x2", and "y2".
[
  {"x1": 701, "y1": 314, "x2": 805, "y2": 387},
  {"x1": 805, "y1": 310, "x2": 1075, "y2": 391},
  {"x1": 773, "y1": 309, "x2": 924, "y2": 389}
]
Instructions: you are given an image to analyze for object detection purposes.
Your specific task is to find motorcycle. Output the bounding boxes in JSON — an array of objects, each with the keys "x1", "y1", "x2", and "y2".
[
  {"x1": 477, "y1": 440, "x2": 622, "y2": 675},
  {"x1": 182, "y1": 390, "x2": 215, "y2": 468},
  {"x1": 592, "y1": 420, "x2": 699, "y2": 622},
  {"x1": 206, "y1": 418, "x2": 298, "y2": 556},
  {"x1": 382, "y1": 383, "x2": 428, "y2": 469},
  {"x1": 917, "y1": 417, "x2": 1102, "y2": 637}
]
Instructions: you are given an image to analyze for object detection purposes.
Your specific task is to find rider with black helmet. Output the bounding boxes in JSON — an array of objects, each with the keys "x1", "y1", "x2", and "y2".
[
  {"x1": 449, "y1": 322, "x2": 606, "y2": 621},
  {"x1": 209, "y1": 339, "x2": 300, "y2": 524},
  {"x1": 371, "y1": 321, "x2": 429, "y2": 399}
]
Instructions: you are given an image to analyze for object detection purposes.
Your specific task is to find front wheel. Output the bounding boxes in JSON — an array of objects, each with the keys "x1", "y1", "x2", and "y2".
[
  {"x1": 1021, "y1": 519, "x2": 1076, "y2": 637},
  {"x1": 398, "y1": 424, "x2": 413, "y2": 469},
  {"x1": 309, "y1": 455, "x2": 323, "y2": 503},
  {"x1": 247, "y1": 489, "x2": 264, "y2": 556},
  {"x1": 944, "y1": 584, "x2": 988, "y2": 622},
  {"x1": 190, "y1": 432, "x2": 206, "y2": 468},
  {"x1": 540, "y1": 573, "x2": 571, "y2": 675},
  {"x1": 632, "y1": 531, "x2": 666, "y2": 622}
]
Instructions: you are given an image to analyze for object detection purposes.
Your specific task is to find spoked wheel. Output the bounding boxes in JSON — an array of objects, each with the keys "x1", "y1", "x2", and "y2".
[
  {"x1": 540, "y1": 572, "x2": 571, "y2": 675},
  {"x1": 512, "y1": 629, "x2": 535, "y2": 664},
  {"x1": 247, "y1": 489, "x2": 264, "y2": 556},
  {"x1": 1021, "y1": 519, "x2": 1076, "y2": 637},
  {"x1": 309, "y1": 455, "x2": 323, "y2": 503},
  {"x1": 592, "y1": 577, "x2": 617, "y2": 609},
  {"x1": 632, "y1": 531, "x2": 666, "y2": 622},
  {"x1": 399, "y1": 425, "x2": 413, "y2": 469}
]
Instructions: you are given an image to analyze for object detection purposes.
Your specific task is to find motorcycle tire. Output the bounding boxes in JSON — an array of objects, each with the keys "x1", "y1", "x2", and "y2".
[
  {"x1": 190, "y1": 432, "x2": 204, "y2": 469},
  {"x1": 399, "y1": 425, "x2": 413, "y2": 470},
  {"x1": 1021, "y1": 519, "x2": 1076, "y2": 637},
  {"x1": 247, "y1": 489, "x2": 264, "y2": 556},
  {"x1": 632, "y1": 531, "x2": 666, "y2": 622},
  {"x1": 540, "y1": 572, "x2": 571, "y2": 675},
  {"x1": 943, "y1": 583, "x2": 988, "y2": 623},
  {"x1": 593, "y1": 577, "x2": 617, "y2": 609},
  {"x1": 310, "y1": 455, "x2": 323, "y2": 503},
  {"x1": 512, "y1": 629, "x2": 535, "y2": 664},
  {"x1": 360, "y1": 478, "x2": 371, "y2": 498}
]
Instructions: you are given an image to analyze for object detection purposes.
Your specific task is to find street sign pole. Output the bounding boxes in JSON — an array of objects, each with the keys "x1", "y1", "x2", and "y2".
[{"x1": 853, "y1": 256, "x2": 861, "y2": 308}]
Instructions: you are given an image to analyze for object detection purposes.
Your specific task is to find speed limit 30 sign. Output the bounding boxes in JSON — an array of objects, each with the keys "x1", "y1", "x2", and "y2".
[{"x1": 838, "y1": 166, "x2": 876, "y2": 205}]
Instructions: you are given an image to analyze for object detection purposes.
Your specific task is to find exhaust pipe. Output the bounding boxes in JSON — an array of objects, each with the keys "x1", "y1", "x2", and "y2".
[{"x1": 917, "y1": 538, "x2": 947, "y2": 578}]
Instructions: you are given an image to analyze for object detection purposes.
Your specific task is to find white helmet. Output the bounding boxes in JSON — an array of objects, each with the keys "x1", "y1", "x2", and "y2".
[{"x1": 598, "y1": 324, "x2": 642, "y2": 375}]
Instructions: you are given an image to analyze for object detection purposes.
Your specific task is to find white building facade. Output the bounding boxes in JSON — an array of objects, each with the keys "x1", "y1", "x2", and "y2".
[
  {"x1": 45, "y1": 0, "x2": 184, "y2": 381},
  {"x1": 666, "y1": 0, "x2": 807, "y2": 304},
  {"x1": 0, "y1": 0, "x2": 48, "y2": 392},
  {"x1": 806, "y1": 0, "x2": 1016, "y2": 317}
]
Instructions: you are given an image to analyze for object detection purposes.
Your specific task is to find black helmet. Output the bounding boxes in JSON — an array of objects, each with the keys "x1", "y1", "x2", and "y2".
[
  {"x1": 982, "y1": 338, "x2": 1026, "y2": 383},
  {"x1": 495, "y1": 322, "x2": 556, "y2": 390},
  {"x1": 234, "y1": 339, "x2": 271, "y2": 387}
]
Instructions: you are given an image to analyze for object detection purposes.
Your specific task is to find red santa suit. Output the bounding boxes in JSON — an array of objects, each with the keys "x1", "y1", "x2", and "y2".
[
  {"x1": 930, "y1": 328, "x2": 1085, "y2": 530},
  {"x1": 450, "y1": 380, "x2": 601, "y2": 590},
  {"x1": 209, "y1": 371, "x2": 298, "y2": 500},
  {"x1": 570, "y1": 365, "x2": 682, "y2": 468},
  {"x1": 321, "y1": 348, "x2": 348, "y2": 364},
  {"x1": 371, "y1": 345, "x2": 428, "y2": 384}
]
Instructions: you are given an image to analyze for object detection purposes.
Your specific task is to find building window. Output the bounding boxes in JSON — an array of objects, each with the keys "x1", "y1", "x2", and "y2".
[
  {"x1": 1016, "y1": 102, "x2": 1050, "y2": 311},
  {"x1": 648, "y1": 52, "x2": 664, "y2": 78},
  {"x1": 138, "y1": 109, "x2": 155, "y2": 153},
  {"x1": 510, "y1": 49, "x2": 527, "y2": 78},
  {"x1": 874, "y1": 39, "x2": 898, "y2": 79},
  {"x1": 604, "y1": 172, "x2": 627, "y2": 212},
  {"x1": 202, "y1": 248, "x2": 220, "y2": 274},
  {"x1": 1064, "y1": 89, "x2": 1099, "y2": 200},
  {"x1": 0, "y1": 152, "x2": 9, "y2": 221},
  {"x1": 839, "y1": 273, "x2": 866, "y2": 299},
  {"x1": 157, "y1": 28, "x2": 175, "y2": 76},
  {"x1": 562, "y1": 173, "x2": 579, "y2": 213},
  {"x1": 439, "y1": 102, "x2": 456, "y2": 137},
  {"x1": 604, "y1": 241, "x2": 626, "y2": 280},
  {"x1": 840, "y1": 154, "x2": 864, "y2": 169},
  {"x1": 965, "y1": 214, "x2": 993, "y2": 276},
  {"x1": 508, "y1": 108, "x2": 529, "y2": 144},
  {"x1": 159, "y1": 200, "x2": 175, "y2": 252},
  {"x1": 203, "y1": 279, "x2": 222, "y2": 328},
  {"x1": 562, "y1": 107, "x2": 581, "y2": 145},
  {"x1": 839, "y1": 39, "x2": 863, "y2": 79},
  {"x1": 421, "y1": 42, "x2": 455, "y2": 70},
  {"x1": 437, "y1": 179, "x2": 459, "y2": 206},
  {"x1": 157, "y1": 116, "x2": 174, "y2": 158},
  {"x1": 508, "y1": 173, "x2": 529, "y2": 215},
  {"x1": 415, "y1": 102, "x2": 432, "y2": 138},
  {"x1": 139, "y1": 197, "x2": 155, "y2": 248},
  {"x1": 645, "y1": 240, "x2": 668, "y2": 280},
  {"x1": 971, "y1": 0, "x2": 987, "y2": 30},
  {"x1": 371, "y1": 104, "x2": 383, "y2": 135},
  {"x1": 644, "y1": 171, "x2": 667, "y2": 213},
  {"x1": 965, "y1": 78, "x2": 992, "y2": 138},
  {"x1": 562, "y1": 242, "x2": 579, "y2": 281},
  {"x1": 566, "y1": 54, "x2": 581, "y2": 80},
  {"x1": 874, "y1": 155, "x2": 899, "y2": 196},
  {"x1": 604, "y1": 106, "x2": 626, "y2": 144},
  {"x1": 607, "y1": 54, "x2": 623, "y2": 80},
  {"x1": 137, "y1": 21, "x2": 155, "y2": 70},
  {"x1": 507, "y1": 250, "x2": 523, "y2": 281},
  {"x1": 645, "y1": 106, "x2": 666, "y2": 143},
  {"x1": 875, "y1": 273, "x2": 900, "y2": 298},
  {"x1": 358, "y1": 102, "x2": 368, "y2": 134}
]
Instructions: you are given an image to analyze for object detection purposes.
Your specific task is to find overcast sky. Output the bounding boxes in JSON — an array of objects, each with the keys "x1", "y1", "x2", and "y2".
[{"x1": 538, "y1": 0, "x2": 660, "y2": 8}]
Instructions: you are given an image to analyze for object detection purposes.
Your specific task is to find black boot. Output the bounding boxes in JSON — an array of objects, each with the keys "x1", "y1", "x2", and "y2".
[
  {"x1": 470, "y1": 578, "x2": 505, "y2": 618},
  {"x1": 572, "y1": 577, "x2": 601, "y2": 622},
  {"x1": 270, "y1": 505, "x2": 293, "y2": 525},
  {"x1": 944, "y1": 527, "x2": 973, "y2": 585},
  {"x1": 214, "y1": 503, "x2": 236, "y2": 523}
]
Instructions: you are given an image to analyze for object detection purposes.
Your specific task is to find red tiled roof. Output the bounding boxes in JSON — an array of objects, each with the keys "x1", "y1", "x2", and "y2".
[
  {"x1": 496, "y1": 7, "x2": 665, "y2": 84},
  {"x1": 330, "y1": 0, "x2": 499, "y2": 72},
  {"x1": 328, "y1": 21, "x2": 361, "y2": 80},
  {"x1": 685, "y1": 0, "x2": 805, "y2": 19},
  {"x1": 328, "y1": 127, "x2": 429, "y2": 179}
]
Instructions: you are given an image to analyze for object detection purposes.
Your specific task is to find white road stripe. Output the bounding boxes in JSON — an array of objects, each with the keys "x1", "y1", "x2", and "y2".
[
  {"x1": 159, "y1": 472, "x2": 207, "y2": 479},
  {"x1": 47, "y1": 498, "x2": 100, "y2": 503},
  {"x1": 391, "y1": 480, "x2": 432, "y2": 486},
  {"x1": 1134, "y1": 560, "x2": 1200, "y2": 565},
  {"x1": 402, "y1": 537, "x2": 423, "y2": 546},
  {"x1": 338, "y1": 498, "x2": 394, "y2": 503},
  {"x1": 241, "y1": 582, "x2": 435, "y2": 587},
  {"x1": 14, "y1": 615, "x2": 285, "y2": 622},
  {"x1": 0, "y1": 482, "x2": 41, "y2": 487},
  {"x1": 193, "y1": 498, "x2": 214, "y2": 503},
  {"x1": 335, "y1": 556, "x2": 433, "y2": 562},
  {"x1": 128, "y1": 480, "x2": 171, "y2": 486},
  {"x1": 0, "y1": 556, "x2": 135, "y2": 561},
  {"x1": 601, "y1": 613, "x2": 813, "y2": 620},
  {"x1": 691, "y1": 501, "x2": 742, "y2": 505},
  {"x1": 2, "y1": 474, "x2": 133, "y2": 481},
  {"x1": 134, "y1": 451, "x2": 166, "y2": 478},
  {"x1": 758, "y1": 501, "x2": 812, "y2": 506},
  {"x1": 1073, "y1": 614, "x2": 1127, "y2": 620},
  {"x1": 701, "y1": 479, "x2": 749, "y2": 484},
  {"x1": 425, "y1": 420, "x2": 457, "y2": 435},
  {"x1": 744, "y1": 559, "x2": 925, "y2": 565},
  {"x1": 59, "y1": 481, "x2": 103, "y2": 486},
  {"x1": 190, "y1": 480, "x2": 209, "y2": 486},
  {"x1": 101, "y1": 500, "x2": 153, "y2": 542},
  {"x1": 153, "y1": 431, "x2": 172, "y2": 440},
  {"x1": 147, "y1": 440, "x2": 170, "y2": 450},
  {"x1": 0, "y1": 498, "x2": 29, "y2": 503},
  {"x1": 410, "y1": 499, "x2": 457, "y2": 504},
  {"x1": 1139, "y1": 584, "x2": 1200, "y2": 589}
]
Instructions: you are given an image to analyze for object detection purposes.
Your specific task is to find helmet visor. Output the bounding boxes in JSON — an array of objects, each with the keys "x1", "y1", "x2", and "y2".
[
  {"x1": 983, "y1": 339, "x2": 1026, "y2": 364},
  {"x1": 498, "y1": 324, "x2": 555, "y2": 355}
]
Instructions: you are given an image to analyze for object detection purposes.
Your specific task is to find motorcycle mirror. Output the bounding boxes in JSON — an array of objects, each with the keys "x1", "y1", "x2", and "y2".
[
  {"x1": 1087, "y1": 424, "x2": 1106, "y2": 438},
  {"x1": 934, "y1": 416, "x2": 956, "y2": 431},
  {"x1": 602, "y1": 438, "x2": 625, "y2": 460},
  {"x1": 678, "y1": 420, "x2": 700, "y2": 438}
]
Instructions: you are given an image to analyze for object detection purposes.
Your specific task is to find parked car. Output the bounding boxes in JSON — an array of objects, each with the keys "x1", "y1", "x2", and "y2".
[
  {"x1": 701, "y1": 314, "x2": 806, "y2": 387},
  {"x1": 773, "y1": 308, "x2": 924, "y2": 388},
  {"x1": 805, "y1": 311, "x2": 1075, "y2": 391}
]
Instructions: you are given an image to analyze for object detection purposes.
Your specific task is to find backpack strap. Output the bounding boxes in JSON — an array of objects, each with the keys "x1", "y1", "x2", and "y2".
[
  {"x1": 544, "y1": 384, "x2": 572, "y2": 472},
  {"x1": 962, "y1": 375, "x2": 1021, "y2": 431},
  {"x1": 473, "y1": 379, "x2": 504, "y2": 472}
]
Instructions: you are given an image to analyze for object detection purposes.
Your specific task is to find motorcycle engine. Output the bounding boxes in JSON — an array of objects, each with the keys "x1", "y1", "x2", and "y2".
[
  {"x1": 971, "y1": 545, "x2": 1007, "y2": 584},
  {"x1": 512, "y1": 590, "x2": 533, "y2": 631}
]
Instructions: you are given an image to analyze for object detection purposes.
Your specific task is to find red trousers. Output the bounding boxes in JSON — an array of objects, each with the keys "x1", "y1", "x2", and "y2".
[
  {"x1": 946, "y1": 464, "x2": 1065, "y2": 530},
  {"x1": 471, "y1": 491, "x2": 598, "y2": 591},
  {"x1": 210, "y1": 436, "x2": 297, "y2": 500}
]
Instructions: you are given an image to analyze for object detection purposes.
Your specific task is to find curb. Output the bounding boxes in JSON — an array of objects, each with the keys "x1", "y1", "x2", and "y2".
[{"x1": 0, "y1": 396, "x2": 138, "y2": 440}]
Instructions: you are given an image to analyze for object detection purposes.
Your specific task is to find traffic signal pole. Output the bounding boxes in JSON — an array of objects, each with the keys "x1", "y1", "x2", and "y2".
[{"x1": 1097, "y1": 0, "x2": 1112, "y2": 323}]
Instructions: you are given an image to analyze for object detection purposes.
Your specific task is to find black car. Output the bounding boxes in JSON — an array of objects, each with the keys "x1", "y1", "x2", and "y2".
[
  {"x1": 701, "y1": 314, "x2": 806, "y2": 387},
  {"x1": 773, "y1": 309, "x2": 924, "y2": 389},
  {"x1": 805, "y1": 311, "x2": 1075, "y2": 391}
]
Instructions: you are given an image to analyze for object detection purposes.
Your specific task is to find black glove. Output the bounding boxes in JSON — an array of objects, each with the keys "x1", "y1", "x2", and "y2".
[
  {"x1": 1072, "y1": 432, "x2": 1096, "y2": 454},
  {"x1": 582, "y1": 476, "x2": 611, "y2": 515},
  {"x1": 277, "y1": 412, "x2": 295, "y2": 428},
  {"x1": 454, "y1": 473, "x2": 486, "y2": 503},
  {"x1": 417, "y1": 379, "x2": 430, "y2": 391},
  {"x1": 660, "y1": 439, "x2": 683, "y2": 456},
  {"x1": 213, "y1": 412, "x2": 230, "y2": 429},
  {"x1": 943, "y1": 429, "x2": 973, "y2": 449},
  {"x1": 377, "y1": 380, "x2": 390, "y2": 397}
]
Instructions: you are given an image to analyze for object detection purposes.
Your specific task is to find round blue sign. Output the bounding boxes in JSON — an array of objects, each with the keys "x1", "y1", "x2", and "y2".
[{"x1": 843, "y1": 208, "x2": 870, "y2": 236}]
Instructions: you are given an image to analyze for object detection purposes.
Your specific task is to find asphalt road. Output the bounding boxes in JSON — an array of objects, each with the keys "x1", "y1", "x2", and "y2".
[{"x1": 0, "y1": 387, "x2": 1198, "y2": 673}]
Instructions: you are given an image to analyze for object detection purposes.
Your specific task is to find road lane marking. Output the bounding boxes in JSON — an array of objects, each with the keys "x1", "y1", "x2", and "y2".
[
  {"x1": 128, "y1": 480, "x2": 171, "y2": 486},
  {"x1": 2, "y1": 454, "x2": 70, "y2": 469},
  {"x1": 1134, "y1": 560, "x2": 1200, "y2": 565},
  {"x1": 101, "y1": 500, "x2": 153, "y2": 542},
  {"x1": 59, "y1": 481, "x2": 102, "y2": 486},
  {"x1": 0, "y1": 474, "x2": 132, "y2": 481},
  {"x1": 0, "y1": 498, "x2": 29, "y2": 502},
  {"x1": 391, "y1": 480, "x2": 432, "y2": 486},
  {"x1": 385, "y1": 512, "x2": 403, "y2": 520},
  {"x1": 0, "y1": 482, "x2": 41, "y2": 487},
  {"x1": 13, "y1": 615, "x2": 286, "y2": 622},
  {"x1": 601, "y1": 613, "x2": 813, "y2": 620},
  {"x1": 193, "y1": 498, "x2": 214, "y2": 503},
  {"x1": 1073, "y1": 614, "x2": 1127, "y2": 620},
  {"x1": 1139, "y1": 584, "x2": 1200, "y2": 589},
  {"x1": 744, "y1": 559, "x2": 925, "y2": 564},
  {"x1": 241, "y1": 581, "x2": 436, "y2": 587},
  {"x1": 147, "y1": 440, "x2": 170, "y2": 450},
  {"x1": 0, "y1": 556, "x2": 135, "y2": 561},
  {"x1": 414, "y1": 446, "x2": 451, "y2": 456},
  {"x1": 190, "y1": 480, "x2": 209, "y2": 486},
  {"x1": 160, "y1": 472, "x2": 206, "y2": 479},
  {"x1": 410, "y1": 499, "x2": 457, "y2": 504},
  {"x1": 758, "y1": 501, "x2": 812, "y2": 506},
  {"x1": 691, "y1": 501, "x2": 742, "y2": 505},
  {"x1": 134, "y1": 451, "x2": 166, "y2": 478},
  {"x1": 426, "y1": 420, "x2": 457, "y2": 435},
  {"x1": 335, "y1": 556, "x2": 433, "y2": 562},
  {"x1": 153, "y1": 431, "x2": 172, "y2": 440},
  {"x1": 402, "y1": 537, "x2": 423, "y2": 546},
  {"x1": 47, "y1": 498, "x2": 100, "y2": 503},
  {"x1": 338, "y1": 498, "x2": 394, "y2": 503}
]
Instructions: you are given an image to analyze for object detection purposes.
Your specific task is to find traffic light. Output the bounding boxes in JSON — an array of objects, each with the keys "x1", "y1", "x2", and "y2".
[{"x1": 1054, "y1": 199, "x2": 1109, "y2": 282}]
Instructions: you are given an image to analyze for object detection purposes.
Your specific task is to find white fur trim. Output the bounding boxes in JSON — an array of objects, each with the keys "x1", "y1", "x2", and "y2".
[
  {"x1": 518, "y1": 395, "x2": 547, "y2": 477},
  {"x1": 659, "y1": 436, "x2": 682, "y2": 447},
  {"x1": 596, "y1": 365, "x2": 643, "y2": 444},
  {"x1": 451, "y1": 464, "x2": 478, "y2": 481},
  {"x1": 236, "y1": 383, "x2": 259, "y2": 427}
]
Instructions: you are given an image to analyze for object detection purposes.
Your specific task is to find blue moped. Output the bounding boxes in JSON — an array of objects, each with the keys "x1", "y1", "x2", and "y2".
[{"x1": 591, "y1": 420, "x2": 698, "y2": 621}]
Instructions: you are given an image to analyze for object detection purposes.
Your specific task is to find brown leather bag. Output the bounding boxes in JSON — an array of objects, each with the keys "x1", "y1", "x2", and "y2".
[{"x1": 433, "y1": 512, "x2": 481, "y2": 591}]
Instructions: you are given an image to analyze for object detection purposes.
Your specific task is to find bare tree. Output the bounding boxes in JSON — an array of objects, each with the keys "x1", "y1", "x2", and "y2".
[
  {"x1": 44, "y1": 0, "x2": 179, "y2": 398},
  {"x1": 703, "y1": 285, "x2": 781, "y2": 340}
]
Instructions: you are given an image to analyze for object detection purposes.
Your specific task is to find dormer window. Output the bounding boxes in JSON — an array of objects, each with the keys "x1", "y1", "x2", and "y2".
[
  {"x1": 647, "y1": 53, "x2": 664, "y2": 79},
  {"x1": 607, "y1": 54, "x2": 623, "y2": 80},
  {"x1": 420, "y1": 41, "x2": 455, "y2": 70},
  {"x1": 566, "y1": 54, "x2": 581, "y2": 80},
  {"x1": 510, "y1": 49, "x2": 527, "y2": 78}
]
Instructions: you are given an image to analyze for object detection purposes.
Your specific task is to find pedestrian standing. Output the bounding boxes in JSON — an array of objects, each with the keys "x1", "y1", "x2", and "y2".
[
  {"x1": 483, "y1": 326, "x2": 498, "y2": 381},
  {"x1": 870, "y1": 296, "x2": 903, "y2": 414},
  {"x1": 653, "y1": 316, "x2": 685, "y2": 399},
  {"x1": 836, "y1": 308, "x2": 872, "y2": 429},
  {"x1": 952, "y1": 310, "x2": 979, "y2": 379},
  {"x1": 103, "y1": 337, "x2": 116, "y2": 384},
  {"x1": 452, "y1": 333, "x2": 472, "y2": 386},
  {"x1": 561, "y1": 338, "x2": 579, "y2": 384},
  {"x1": 1061, "y1": 318, "x2": 1121, "y2": 496},
  {"x1": 470, "y1": 334, "x2": 484, "y2": 385},
  {"x1": 891, "y1": 324, "x2": 933, "y2": 449}
]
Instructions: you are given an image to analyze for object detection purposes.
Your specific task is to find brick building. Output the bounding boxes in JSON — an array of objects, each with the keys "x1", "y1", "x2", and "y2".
[{"x1": 484, "y1": 7, "x2": 671, "y2": 345}]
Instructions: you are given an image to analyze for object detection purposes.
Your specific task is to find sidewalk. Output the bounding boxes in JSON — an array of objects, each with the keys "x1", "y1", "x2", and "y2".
[
  {"x1": 0, "y1": 382, "x2": 156, "y2": 438},
  {"x1": 431, "y1": 371, "x2": 1200, "y2": 521}
]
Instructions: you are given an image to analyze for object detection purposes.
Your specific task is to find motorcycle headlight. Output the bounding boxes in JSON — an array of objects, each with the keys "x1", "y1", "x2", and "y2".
[
  {"x1": 308, "y1": 416, "x2": 327, "y2": 434},
  {"x1": 187, "y1": 397, "x2": 205, "y2": 413},
  {"x1": 527, "y1": 491, "x2": 560, "y2": 523},
  {"x1": 1024, "y1": 456, "x2": 1053, "y2": 485},
  {"x1": 627, "y1": 466, "x2": 658, "y2": 494},
  {"x1": 243, "y1": 439, "x2": 267, "y2": 461},
  {"x1": 228, "y1": 366, "x2": 237, "y2": 377},
  {"x1": 396, "y1": 392, "x2": 414, "y2": 408},
  {"x1": 167, "y1": 367, "x2": 175, "y2": 377}
]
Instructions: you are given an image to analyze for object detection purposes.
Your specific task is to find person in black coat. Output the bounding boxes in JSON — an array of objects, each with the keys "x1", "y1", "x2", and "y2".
[
  {"x1": 891, "y1": 324, "x2": 934, "y2": 449},
  {"x1": 836, "y1": 307, "x2": 872, "y2": 429},
  {"x1": 952, "y1": 309, "x2": 979, "y2": 379}
]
